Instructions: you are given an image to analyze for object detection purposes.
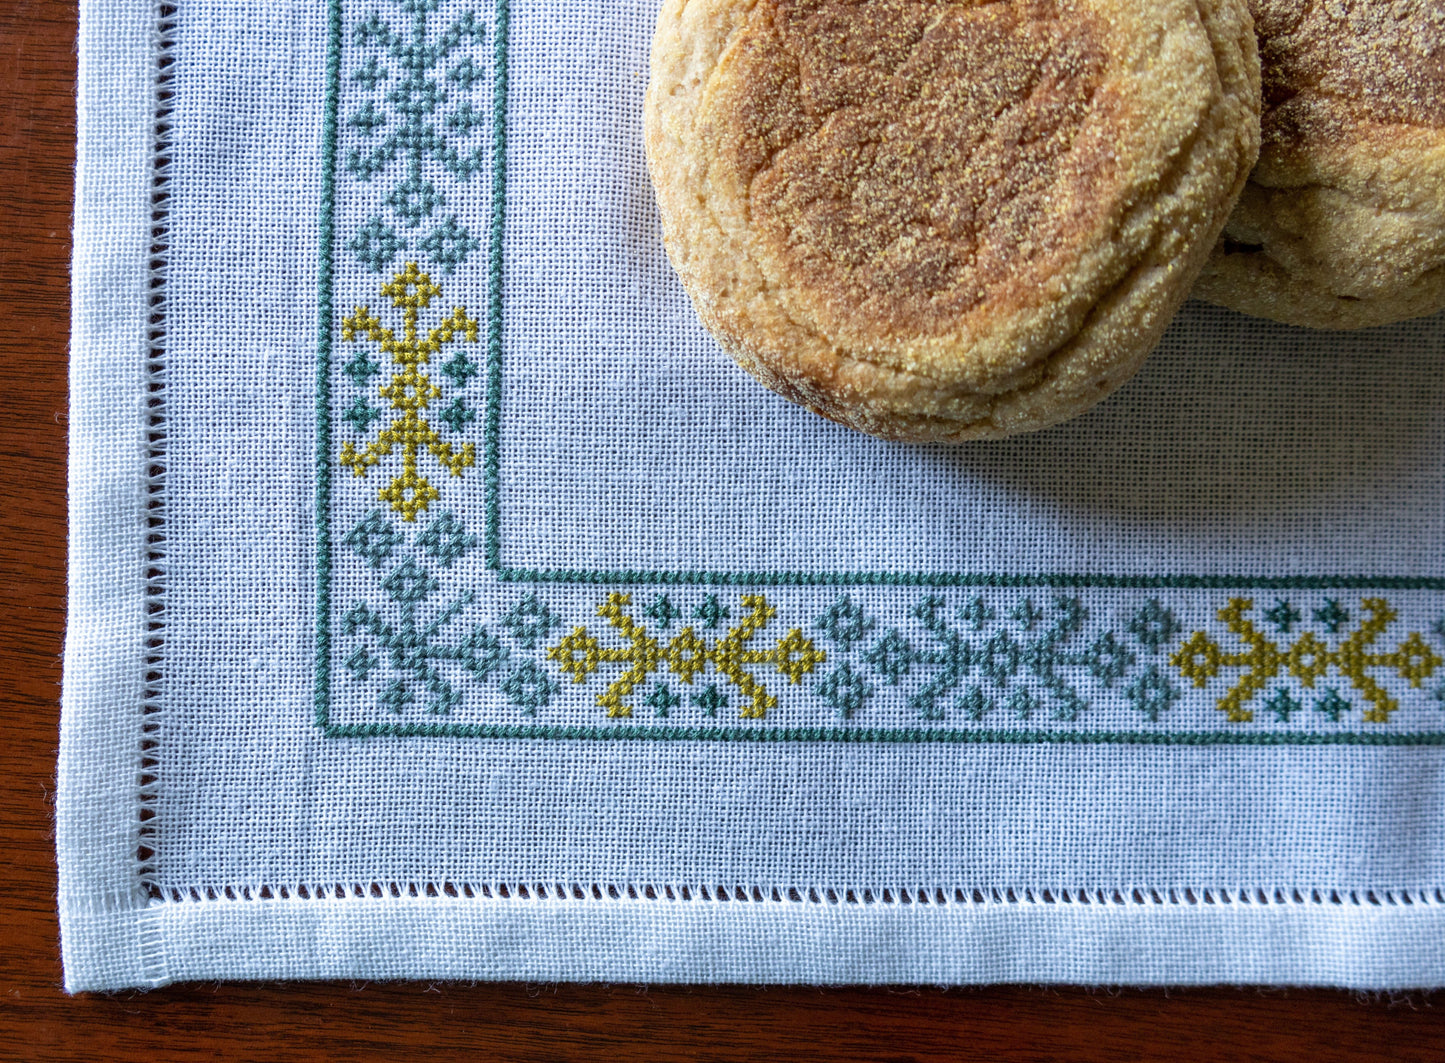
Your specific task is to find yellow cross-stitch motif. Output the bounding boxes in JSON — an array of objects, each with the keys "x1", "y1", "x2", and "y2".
[
  {"x1": 339, "y1": 263, "x2": 478, "y2": 521},
  {"x1": 547, "y1": 593, "x2": 827, "y2": 718},
  {"x1": 1171, "y1": 597, "x2": 1442, "y2": 723}
]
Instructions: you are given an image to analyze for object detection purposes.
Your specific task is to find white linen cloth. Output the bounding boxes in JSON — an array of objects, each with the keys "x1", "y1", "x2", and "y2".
[{"x1": 61, "y1": 0, "x2": 1445, "y2": 990}]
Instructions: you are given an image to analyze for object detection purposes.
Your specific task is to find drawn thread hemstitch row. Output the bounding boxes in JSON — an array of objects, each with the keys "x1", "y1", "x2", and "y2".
[
  {"x1": 146, "y1": 881, "x2": 1445, "y2": 910},
  {"x1": 138, "y1": 0, "x2": 182, "y2": 913}
]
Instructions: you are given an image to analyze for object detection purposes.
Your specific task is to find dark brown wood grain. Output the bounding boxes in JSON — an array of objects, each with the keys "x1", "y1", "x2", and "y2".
[{"x1": 3, "y1": 2, "x2": 1444, "y2": 1059}]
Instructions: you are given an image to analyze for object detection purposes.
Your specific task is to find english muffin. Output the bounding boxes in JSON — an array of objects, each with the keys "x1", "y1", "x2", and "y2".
[
  {"x1": 645, "y1": 0, "x2": 1260, "y2": 441},
  {"x1": 1197, "y1": 1, "x2": 1445, "y2": 330}
]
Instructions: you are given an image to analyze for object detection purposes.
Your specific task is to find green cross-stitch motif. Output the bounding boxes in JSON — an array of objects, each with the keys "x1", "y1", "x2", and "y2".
[
  {"x1": 1009, "y1": 597, "x2": 1044, "y2": 631},
  {"x1": 833, "y1": 595, "x2": 1148, "y2": 722},
  {"x1": 1127, "y1": 599, "x2": 1181, "y2": 653},
  {"x1": 1124, "y1": 665, "x2": 1179, "y2": 722},
  {"x1": 813, "y1": 662, "x2": 872, "y2": 719},
  {"x1": 344, "y1": 1, "x2": 488, "y2": 273},
  {"x1": 1314, "y1": 599, "x2": 1351, "y2": 633},
  {"x1": 1314, "y1": 687, "x2": 1350, "y2": 722},
  {"x1": 958, "y1": 685, "x2": 991, "y2": 721},
  {"x1": 693, "y1": 594, "x2": 730, "y2": 630},
  {"x1": 692, "y1": 684, "x2": 727, "y2": 717},
  {"x1": 645, "y1": 682, "x2": 681, "y2": 717},
  {"x1": 803, "y1": 595, "x2": 1195, "y2": 723},
  {"x1": 1263, "y1": 598, "x2": 1302, "y2": 634},
  {"x1": 1264, "y1": 687, "x2": 1302, "y2": 722},
  {"x1": 350, "y1": 216, "x2": 403, "y2": 273},
  {"x1": 815, "y1": 595, "x2": 875, "y2": 651},
  {"x1": 314, "y1": 0, "x2": 1445, "y2": 744},
  {"x1": 340, "y1": 511, "x2": 554, "y2": 718}
]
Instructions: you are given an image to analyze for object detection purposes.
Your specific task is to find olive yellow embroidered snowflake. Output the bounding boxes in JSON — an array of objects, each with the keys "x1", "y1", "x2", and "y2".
[
  {"x1": 547, "y1": 593, "x2": 826, "y2": 718},
  {"x1": 1172, "y1": 597, "x2": 1443, "y2": 723},
  {"x1": 339, "y1": 263, "x2": 478, "y2": 520}
]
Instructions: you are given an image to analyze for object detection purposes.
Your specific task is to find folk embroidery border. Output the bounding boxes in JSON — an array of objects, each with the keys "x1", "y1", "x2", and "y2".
[{"x1": 313, "y1": 0, "x2": 1445, "y2": 743}]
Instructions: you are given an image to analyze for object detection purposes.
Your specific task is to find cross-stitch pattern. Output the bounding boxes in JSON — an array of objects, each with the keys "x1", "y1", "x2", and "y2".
[
  {"x1": 60, "y1": 0, "x2": 1445, "y2": 1000},
  {"x1": 344, "y1": 0, "x2": 488, "y2": 276},
  {"x1": 339, "y1": 509, "x2": 557, "y2": 717},
  {"x1": 811, "y1": 594, "x2": 1163, "y2": 723},
  {"x1": 548, "y1": 593, "x2": 826, "y2": 718},
  {"x1": 316, "y1": 0, "x2": 1445, "y2": 743},
  {"x1": 1173, "y1": 597, "x2": 1443, "y2": 723},
  {"x1": 338, "y1": 262, "x2": 478, "y2": 521}
]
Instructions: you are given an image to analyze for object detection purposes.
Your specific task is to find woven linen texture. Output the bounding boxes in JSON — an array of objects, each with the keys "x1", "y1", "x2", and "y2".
[{"x1": 59, "y1": 0, "x2": 1445, "y2": 990}]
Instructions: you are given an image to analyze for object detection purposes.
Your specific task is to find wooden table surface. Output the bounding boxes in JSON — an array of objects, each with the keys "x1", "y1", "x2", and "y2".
[{"x1": 4, "y1": 3, "x2": 1444, "y2": 1059}]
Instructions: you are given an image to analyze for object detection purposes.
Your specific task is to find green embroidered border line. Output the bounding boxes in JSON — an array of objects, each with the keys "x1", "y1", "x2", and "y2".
[
  {"x1": 313, "y1": 0, "x2": 1445, "y2": 743},
  {"x1": 462, "y1": 13, "x2": 1443, "y2": 591},
  {"x1": 316, "y1": 0, "x2": 343, "y2": 734},
  {"x1": 323, "y1": 0, "x2": 1445, "y2": 593},
  {"x1": 319, "y1": 722, "x2": 1445, "y2": 745},
  {"x1": 488, "y1": 570, "x2": 1445, "y2": 590},
  {"x1": 483, "y1": 0, "x2": 507, "y2": 572}
]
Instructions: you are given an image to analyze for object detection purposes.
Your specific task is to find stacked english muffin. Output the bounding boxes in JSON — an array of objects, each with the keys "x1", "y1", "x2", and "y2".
[
  {"x1": 644, "y1": 0, "x2": 1445, "y2": 441},
  {"x1": 1198, "y1": 1, "x2": 1445, "y2": 330}
]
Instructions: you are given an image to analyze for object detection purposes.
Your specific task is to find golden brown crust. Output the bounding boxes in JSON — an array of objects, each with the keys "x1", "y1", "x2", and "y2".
[
  {"x1": 1197, "y1": 0, "x2": 1445, "y2": 330},
  {"x1": 715, "y1": 2, "x2": 1121, "y2": 343},
  {"x1": 647, "y1": 0, "x2": 1260, "y2": 440},
  {"x1": 1254, "y1": 0, "x2": 1445, "y2": 143}
]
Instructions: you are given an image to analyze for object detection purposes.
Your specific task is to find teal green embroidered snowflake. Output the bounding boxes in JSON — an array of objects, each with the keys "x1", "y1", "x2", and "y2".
[
  {"x1": 693, "y1": 594, "x2": 730, "y2": 630},
  {"x1": 341, "y1": 510, "x2": 553, "y2": 716},
  {"x1": 344, "y1": 395, "x2": 383, "y2": 431},
  {"x1": 692, "y1": 684, "x2": 727, "y2": 716},
  {"x1": 1314, "y1": 598, "x2": 1350, "y2": 633},
  {"x1": 343, "y1": 347, "x2": 380, "y2": 386},
  {"x1": 818, "y1": 594, "x2": 1156, "y2": 723},
  {"x1": 345, "y1": 1, "x2": 488, "y2": 275},
  {"x1": 1264, "y1": 687, "x2": 1302, "y2": 722},
  {"x1": 645, "y1": 593, "x2": 682, "y2": 629},
  {"x1": 343, "y1": 562, "x2": 503, "y2": 715}
]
